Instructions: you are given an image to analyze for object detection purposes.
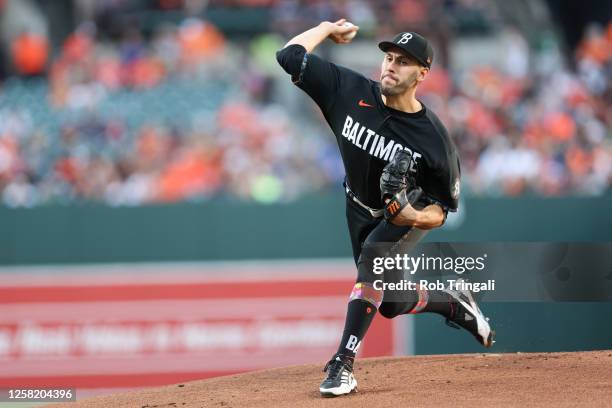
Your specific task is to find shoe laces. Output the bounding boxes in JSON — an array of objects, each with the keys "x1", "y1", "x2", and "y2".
[{"x1": 323, "y1": 355, "x2": 352, "y2": 376}]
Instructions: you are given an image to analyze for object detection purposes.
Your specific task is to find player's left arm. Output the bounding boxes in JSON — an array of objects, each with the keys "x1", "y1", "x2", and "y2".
[
  {"x1": 388, "y1": 202, "x2": 445, "y2": 229},
  {"x1": 402, "y1": 131, "x2": 461, "y2": 229},
  {"x1": 381, "y1": 141, "x2": 459, "y2": 230}
]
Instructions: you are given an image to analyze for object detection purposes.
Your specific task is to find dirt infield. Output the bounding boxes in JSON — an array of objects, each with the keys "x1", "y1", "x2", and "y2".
[{"x1": 48, "y1": 351, "x2": 612, "y2": 408}]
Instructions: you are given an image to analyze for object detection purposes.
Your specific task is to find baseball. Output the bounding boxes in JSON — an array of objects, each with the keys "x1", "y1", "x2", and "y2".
[{"x1": 342, "y1": 22, "x2": 357, "y2": 41}]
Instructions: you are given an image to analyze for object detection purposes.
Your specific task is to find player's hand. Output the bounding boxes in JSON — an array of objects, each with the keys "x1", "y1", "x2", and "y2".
[{"x1": 322, "y1": 19, "x2": 359, "y2": 44}]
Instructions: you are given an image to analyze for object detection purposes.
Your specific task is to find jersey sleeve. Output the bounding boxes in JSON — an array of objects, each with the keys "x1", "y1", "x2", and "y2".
[
  {"x1": 423, "y1": 146, "x2": 461, "y2": 213},
  {"x1": 276, "y1": 44, "x2": 341, "y2": 114}
]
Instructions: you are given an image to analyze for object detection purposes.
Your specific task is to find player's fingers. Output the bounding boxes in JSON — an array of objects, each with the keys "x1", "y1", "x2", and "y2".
[
  {"x1": 338, "y1": 24, "x2": 358, "y2": 34},
  {"x1": 334, "y1": 18, "x2": 347, "y2": 25}
]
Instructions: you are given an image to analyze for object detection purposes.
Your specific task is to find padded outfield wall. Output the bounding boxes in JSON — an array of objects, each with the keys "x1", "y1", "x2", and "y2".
[{"x1": 1, "y1": 194, "x2": 611, "y2": 264}]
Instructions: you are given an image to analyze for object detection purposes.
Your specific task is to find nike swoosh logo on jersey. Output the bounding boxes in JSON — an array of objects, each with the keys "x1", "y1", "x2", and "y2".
[{"x1": 358, "y1": 99, "x2": 374, "y2": 107}]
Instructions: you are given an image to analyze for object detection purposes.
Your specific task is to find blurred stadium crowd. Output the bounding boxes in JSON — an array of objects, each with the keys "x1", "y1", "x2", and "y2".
[{"x1": 0, "y1": 0, "x2": 610, "y2": 206}]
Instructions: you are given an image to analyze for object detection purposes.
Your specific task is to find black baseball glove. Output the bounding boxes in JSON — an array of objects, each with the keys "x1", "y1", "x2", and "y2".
[{"x1": 380, "y1": 150, "x2": 423, "y2": 220}]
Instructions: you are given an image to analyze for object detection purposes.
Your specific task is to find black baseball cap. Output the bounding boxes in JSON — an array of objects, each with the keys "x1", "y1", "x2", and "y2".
[{"x1": 378, "y1": 32, "x2": 433, "y2": 68}]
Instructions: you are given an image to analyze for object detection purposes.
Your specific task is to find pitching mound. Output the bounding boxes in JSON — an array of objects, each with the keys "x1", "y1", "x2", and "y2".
[{"x1": 49, "y1": 351, "x2": 611, "y2": 408}]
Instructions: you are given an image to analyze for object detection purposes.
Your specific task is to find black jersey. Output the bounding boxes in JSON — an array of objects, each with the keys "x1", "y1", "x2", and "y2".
[{"x1": 277, "y1": 44, "x2": 460, "y2": 212}]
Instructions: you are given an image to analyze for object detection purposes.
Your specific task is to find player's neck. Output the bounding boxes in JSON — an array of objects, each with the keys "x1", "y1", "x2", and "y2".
[{"x1": 381, "y1": 89, "x2": 422, "y2": 114}]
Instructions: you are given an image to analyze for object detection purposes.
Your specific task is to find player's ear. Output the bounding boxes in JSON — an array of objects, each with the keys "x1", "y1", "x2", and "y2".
[{"x1": 417, "y1": 66, "x2": 429, "y2": 82}]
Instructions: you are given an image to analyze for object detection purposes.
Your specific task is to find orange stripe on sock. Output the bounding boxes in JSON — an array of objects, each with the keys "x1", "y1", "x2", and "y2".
[{"x1": 408, "y1": 287, "x2": 429, "y2": 314}]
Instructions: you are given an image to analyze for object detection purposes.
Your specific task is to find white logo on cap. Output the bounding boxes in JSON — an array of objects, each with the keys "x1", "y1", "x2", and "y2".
[{"x1": 397, "y1": 33, "x2": 413, "y2": 44}]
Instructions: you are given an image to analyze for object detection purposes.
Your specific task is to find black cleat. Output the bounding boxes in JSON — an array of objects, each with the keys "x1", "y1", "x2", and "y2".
[
  {"x1": 319, "y1": 354, "x2": 358, "y2": 397},
  {"x1": 443, "y1": 279, "x2": 495, "y2": 347}
]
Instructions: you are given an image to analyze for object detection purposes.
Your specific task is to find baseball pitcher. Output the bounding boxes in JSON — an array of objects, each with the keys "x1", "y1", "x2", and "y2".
[{"x1": 276, "y1": 19, "x2": 495, "y2": 397}]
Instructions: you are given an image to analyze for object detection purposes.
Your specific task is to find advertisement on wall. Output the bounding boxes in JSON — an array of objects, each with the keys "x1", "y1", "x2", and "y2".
[{"x1": 0, "y1": 261, "x2": 400, "y2": 391}]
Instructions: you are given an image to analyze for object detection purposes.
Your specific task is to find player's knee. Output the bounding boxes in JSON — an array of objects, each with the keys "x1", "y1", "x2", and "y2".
[{"x1": 377, "y1": 302, "x2": 403, "y2": 319}]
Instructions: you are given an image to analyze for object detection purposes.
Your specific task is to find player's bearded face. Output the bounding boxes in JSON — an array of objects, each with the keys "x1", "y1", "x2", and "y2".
[{"x1": 380, "y1": 52, "x2": 421, "y2": 96}]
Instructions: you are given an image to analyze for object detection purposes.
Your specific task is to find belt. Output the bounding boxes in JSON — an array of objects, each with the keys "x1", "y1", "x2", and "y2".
[{"x1": 344, "y1": 182, "x2": 384, "y2": 218}]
